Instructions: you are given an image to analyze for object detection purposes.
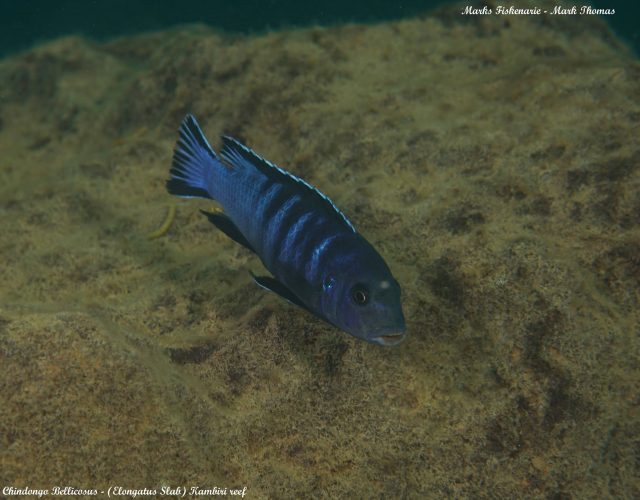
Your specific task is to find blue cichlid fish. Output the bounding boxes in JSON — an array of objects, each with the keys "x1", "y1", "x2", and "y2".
[{"x1": 166, "y1": 115, "x2": 406, "y2": 346}]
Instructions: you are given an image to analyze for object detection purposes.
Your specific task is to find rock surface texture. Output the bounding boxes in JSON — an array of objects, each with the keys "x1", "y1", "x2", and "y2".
[{"x1": 0, "y1": 2, "x2": 638, "y2": 497}]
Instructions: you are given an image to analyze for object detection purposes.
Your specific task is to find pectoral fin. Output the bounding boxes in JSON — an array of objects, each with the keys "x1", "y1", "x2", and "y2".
[
  {"x1": 250, "y1": 272, "x2": 312, "y2": 313},
  {"x1": 200, "y1": 210, "x2": 255, "y2": 253}
]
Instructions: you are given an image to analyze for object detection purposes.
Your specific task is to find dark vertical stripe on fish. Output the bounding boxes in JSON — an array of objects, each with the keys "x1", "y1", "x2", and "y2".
[
  {"x1": 252, "y1": 183, "x2": 280, "y2": 241},
  {"x1": 283, "y1": 212, "x2": 317, "y2": 272},
  {"x1": 280, "y1": 204, "x2": 309, "y2": 254},
  {"x1": 280, "y1": 211, "x2": 308, "y2": 258},
  {"x1": 257, "y1": 184, "x2": 290, "y2": 255},
  {"x1": 265, "y1": 194, "x2": 302, "y2": 267},
  {"x1": 243, "y1": 177, "x2": 268, "y2": 244},
  {"x1": 260, "y1": 184, "x2": 290, "y2": 227},
  {"x1": 293, "y1": 215, "x2": 328, "y2": 271},
  {"x1": 271, "y1": 195, "x2": 305, "y2": 267},
  {"x1": 305, "y1": 232, "x2": 344, "y2": 283}
]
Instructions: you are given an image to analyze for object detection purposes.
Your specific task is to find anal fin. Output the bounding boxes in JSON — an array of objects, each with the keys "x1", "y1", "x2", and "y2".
[
  {"x1": 250, "y1": 271, "x2": 311, "y2": 313},
  {"x1": 200, "y1": 210, "x2": 255, "y2": 253}
]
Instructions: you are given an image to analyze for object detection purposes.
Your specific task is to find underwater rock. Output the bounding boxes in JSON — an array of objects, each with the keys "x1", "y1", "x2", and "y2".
[{"x1": 0, "y1": 1, "x2": 638, "y2": 496}]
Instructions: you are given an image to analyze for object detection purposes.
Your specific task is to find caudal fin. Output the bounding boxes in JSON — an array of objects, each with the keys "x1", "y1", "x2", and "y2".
[{"x1": 166, "y1": 114, "x2": 218, "y2": 199}]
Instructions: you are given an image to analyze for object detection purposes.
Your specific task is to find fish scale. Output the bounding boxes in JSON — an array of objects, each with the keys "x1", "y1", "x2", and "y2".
[{"x1": 166, "y1": 114, "x2": 406, "y2": 346}]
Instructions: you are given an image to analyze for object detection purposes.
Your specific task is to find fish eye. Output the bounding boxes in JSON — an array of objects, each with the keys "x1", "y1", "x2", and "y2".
[{"x1": 350, "y1": 284, "x2": 369, "y2": 306}]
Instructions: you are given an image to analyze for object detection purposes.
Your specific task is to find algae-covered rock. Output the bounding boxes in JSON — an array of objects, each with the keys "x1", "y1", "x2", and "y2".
[{"x1": 0, "y1": 1, "x2": 638, "y2": 497}]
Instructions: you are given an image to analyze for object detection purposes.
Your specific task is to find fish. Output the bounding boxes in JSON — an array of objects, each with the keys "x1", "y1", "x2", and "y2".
[{"x1": 166, "y1": 114, "x2": 406, "y2": 346}]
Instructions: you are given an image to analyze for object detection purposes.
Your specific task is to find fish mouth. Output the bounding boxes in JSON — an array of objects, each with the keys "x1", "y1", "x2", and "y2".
[{"x1": 372, "y1": 331, "x2": 407, "y2": 346}]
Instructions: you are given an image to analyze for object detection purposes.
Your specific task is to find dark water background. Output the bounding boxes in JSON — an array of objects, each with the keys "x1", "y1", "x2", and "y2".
[
  {"x1": 1, "y1": 0, "x2": 639, "y2": 496},
  {"x1": 2, "y1": 0, "x2": 639, "y2": 58}
]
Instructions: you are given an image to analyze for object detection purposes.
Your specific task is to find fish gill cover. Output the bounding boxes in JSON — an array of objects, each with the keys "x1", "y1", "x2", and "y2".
[{"x1": 0, "y1": 0, "x2": 638, "y2": 497}]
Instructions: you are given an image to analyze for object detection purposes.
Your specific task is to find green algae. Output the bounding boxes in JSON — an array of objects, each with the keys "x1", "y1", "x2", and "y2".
[{"x1": 0, "y1": 1, "x2": 639, "y2": 497}]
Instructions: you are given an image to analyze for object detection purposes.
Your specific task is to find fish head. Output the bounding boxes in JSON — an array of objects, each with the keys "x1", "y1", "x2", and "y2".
[{"x1": 320, "y1": 246, "x2": 406, "y2": 346}]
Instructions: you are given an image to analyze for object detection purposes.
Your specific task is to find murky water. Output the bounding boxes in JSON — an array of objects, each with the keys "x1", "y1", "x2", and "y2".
[{"x1": 1, "y1": 2, "x2": 638, "y2": 498}]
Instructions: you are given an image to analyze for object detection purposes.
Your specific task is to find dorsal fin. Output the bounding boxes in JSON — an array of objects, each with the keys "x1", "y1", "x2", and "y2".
[{"x1": 220, "y1": 136, "x2": 356, "y2": 233}]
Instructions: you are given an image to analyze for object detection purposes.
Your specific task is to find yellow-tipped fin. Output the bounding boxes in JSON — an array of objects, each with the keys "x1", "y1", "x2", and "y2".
[{"x1": 147, "y1": 203, "x2": 177, "y2": 240}]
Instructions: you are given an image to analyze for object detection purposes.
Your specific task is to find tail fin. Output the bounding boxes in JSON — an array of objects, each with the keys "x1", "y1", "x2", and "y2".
[{"x1": 166, "y1": 114, "x2": 218, "y2": 199}]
